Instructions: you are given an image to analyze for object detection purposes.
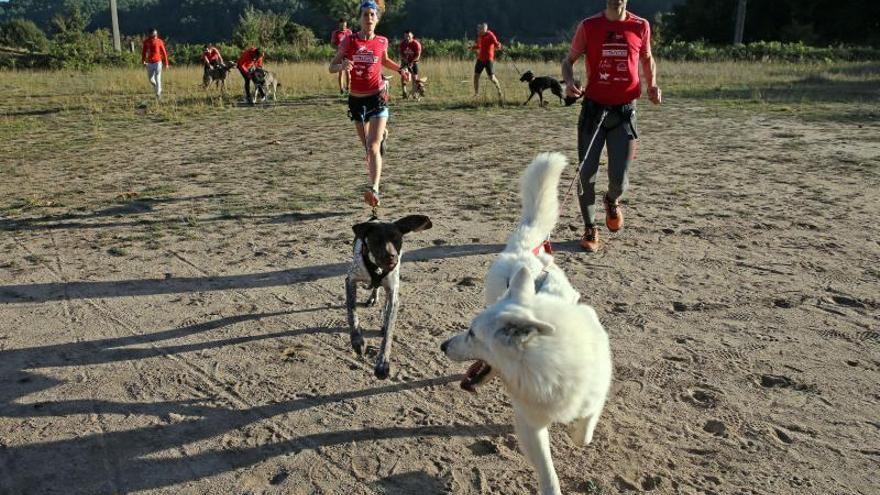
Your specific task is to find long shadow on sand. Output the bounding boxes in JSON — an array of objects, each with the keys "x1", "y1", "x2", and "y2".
[
  {"x1": 0, "y1": 309, "x2": 346, "y2": 410},
  {"x1": 0, "y1": 308, "x2": 500, "y2": 493},
  {"x1": 0, "y1": 373, "x2": 507, "y2": 494},
  {"x1": 0, "y1": 193, "x2": 345, "y2": 232},
  {"x1": 375, "y1": 471, "x2": 451, "y2": 494},
  {"x1": 0, "y1": 243, "x2": 505, "y2": 304}
]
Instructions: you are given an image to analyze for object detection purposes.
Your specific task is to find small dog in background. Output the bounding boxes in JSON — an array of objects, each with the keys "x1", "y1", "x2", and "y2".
[
  {"x1": 345, "y1": 215, "x2": 432, "y2": 379},
  {"x1": 410, "y1": 76, "x2": 428, "y2": 101},
  {"x1": 520, "y1": 70, "x2": 565, "y2": 106}
]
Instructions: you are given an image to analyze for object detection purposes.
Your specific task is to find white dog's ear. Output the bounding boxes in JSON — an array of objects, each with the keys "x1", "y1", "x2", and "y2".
[
  {"x1": 498, "y1": 309, "x2": 555, "y2": 346},
  {"x1": 508, "y1": 267, "x2": 535, "y2": 303}
]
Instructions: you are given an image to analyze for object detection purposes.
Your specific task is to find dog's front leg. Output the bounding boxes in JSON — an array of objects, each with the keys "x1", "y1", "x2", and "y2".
[
  {"x1": 345, "y1": 275, "x2": 365, "y2": 356},
  {"x1": 364, "y1": 287, "x2": 378, "y2": 306},
  {"x1": 524, "y1": 91, "x2": 534, "y2": 106},
  {"x1": 374, "y1": 273, "x2": 399, "y2": 379},
  {"x1": 514, "y1": 411, "x2": 561, "y2": 495}
]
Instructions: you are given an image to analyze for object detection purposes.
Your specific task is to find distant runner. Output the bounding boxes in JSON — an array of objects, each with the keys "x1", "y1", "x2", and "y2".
[
  {"x1": 398, "y1": 29, "x2": 422, "y2": 98},
  {"x1": 472, "y1": 22, "x2": 502, "y2": 100},
  {"x1": 236, "y1": 46, "x2": 265, "y2": 103},
  {"x1": 141, "y1": 28, "x2": 170, "y2": 100},
  {"x1": 331, "y1": 18, "x2": 353, "y2": 95},
  {"x1": 202, "y1": 43, "x2": 224, "y2": 79}
]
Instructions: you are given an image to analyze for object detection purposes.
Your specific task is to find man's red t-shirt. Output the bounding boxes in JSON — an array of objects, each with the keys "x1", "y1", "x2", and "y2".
[
  {"x1": 341, "y1": 34, "x2": 388, "y2": 94},
  {"x1": 203, "y1": 47, "x2": 221, "y2": 63},
  {"x1": 331, "y1": 28, "x2": 352, "y2": 47},
  {"x1": 475, "y1": 31, "x2": 500, "y2": 62},
  {"x1": 237, "y1": 47, "x2": 264, "y2": 72},
  {"x1": 571, "y1": 11, "x2": 651, "y2": 105},
  {"x1": 399, "y1": 39, "x2": 422, "y2": 64},
  {"x1": 141, "y1": 36, "x2": 169, "y2": 65}
]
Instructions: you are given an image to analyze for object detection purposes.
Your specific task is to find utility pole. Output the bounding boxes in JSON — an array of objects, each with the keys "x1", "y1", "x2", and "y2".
[
  {"x1": 733, "y1": 0, "x2": 747, "y2": 45},
  {"x1": 110, "y1": 0, "x2": 121, "y2": 51}
]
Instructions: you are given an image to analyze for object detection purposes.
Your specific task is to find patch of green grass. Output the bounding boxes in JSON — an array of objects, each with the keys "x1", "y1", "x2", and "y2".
[
  {"x1": 107, "y1": 246, "x2": 128, "y2": 257},
  {"x1": 142, "y1": 184, "x2": 177, "y2": 197},
  {"x1": 23, "y1": 254, "x2": 46, "y2": 264},
  {"x1": 583, "y1": 479, "x2": 605, "y2": 494}
]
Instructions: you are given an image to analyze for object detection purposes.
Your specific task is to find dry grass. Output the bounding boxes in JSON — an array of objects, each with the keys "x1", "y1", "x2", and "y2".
[{"x1": 1, "y1": 59, "x2": 877, "y2": 115}]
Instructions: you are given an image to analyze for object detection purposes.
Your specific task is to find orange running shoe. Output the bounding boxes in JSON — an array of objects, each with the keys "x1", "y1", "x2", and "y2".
[
  {"x1": 364, "y1": 187, "x2": 380, "y2": 208},
  {"x1": 580, "y1": 226, "x2": 600, "y2": 252},
  {"x1": 604, "y1": 194, "x2": 623, "y2": 232}
]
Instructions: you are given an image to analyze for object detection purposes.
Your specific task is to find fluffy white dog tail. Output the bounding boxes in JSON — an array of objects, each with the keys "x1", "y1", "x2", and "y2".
[{"x1": 508, "y1": 152, "x2": 568, "y2": 251}]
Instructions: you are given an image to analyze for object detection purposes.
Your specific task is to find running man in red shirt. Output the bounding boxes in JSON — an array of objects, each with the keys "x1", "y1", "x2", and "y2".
[
  {"x1": 236, "y1": 47, "x2": 264, "y2": 104},
  {"x1": 331, "y1": 18, "x2": 353, "y2": 95},
  {"x1": 398, "y1": 29, "x2": 421, "y2": 98},
  {"x1": 141, "y1": 28, "x2": 169, "y2": 100},
  {"x1": 562, "y1": 0, "x2": 661, "y2": 252},
  {"x1": 329, "y1": 0, "x2": 411, "y2": 208},
  {"x1": 472, "y1": 22, "x2": 502, "y2": 100}
]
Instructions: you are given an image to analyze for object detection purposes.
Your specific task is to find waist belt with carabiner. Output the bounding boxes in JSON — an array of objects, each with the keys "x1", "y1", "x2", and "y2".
[{"x1": 585, "y1": 99, "x2": 638, "y2": 139}]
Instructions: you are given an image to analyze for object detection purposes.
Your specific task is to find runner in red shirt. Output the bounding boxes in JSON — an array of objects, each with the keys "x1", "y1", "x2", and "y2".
[
  {"x1": 236, "y1": 47, "x2": 264, "y2": 103},
  {"x1": 329, "y1": 0, "x2": 411, "y2": 209},
  {"x1": 141, "y1": 28, "x2": 169, "y2": 100},
  {"x1": 398, "y1": 30, "x2": 421, "y2": 98},
  {"x1": 562, "y1": 0, "x2": 661, "y2": 252},
  {"x1": 202, "y1": 43, "x2": 224, "y2": 82},
  {"x1": 472, "y1": 22, "x2": 503, "y2": 100},
  {"x1": 331, "y1": 18, "x2": 353, "y2": 95},
  {"x1": 202, "y1": 44, "x2": 223, "y2": 68}
]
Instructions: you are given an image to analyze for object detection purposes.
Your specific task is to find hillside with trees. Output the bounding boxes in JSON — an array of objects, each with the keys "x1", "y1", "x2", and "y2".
[{"x1": 0, "y1": 0, "x2": 680, "y2": 43}]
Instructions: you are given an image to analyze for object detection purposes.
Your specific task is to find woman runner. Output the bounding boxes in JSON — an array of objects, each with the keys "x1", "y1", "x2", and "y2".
[{"x1": 329, "y1": 0, "x2": 410, "y2": 208}]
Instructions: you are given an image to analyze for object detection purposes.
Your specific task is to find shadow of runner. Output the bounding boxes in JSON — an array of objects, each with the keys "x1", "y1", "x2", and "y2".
[
  {"x1": 0, "y1": 375, "x2": 508, "y2": 495},
  {"x1": 0, "y1": 243, "x2": 504, "y2": 304},
  {"x1": 0, "y1": 310, "x2": 340, "y2": 410},
  {"x1": 0, "y1": 208, "x2": 346, "y2": 232}
]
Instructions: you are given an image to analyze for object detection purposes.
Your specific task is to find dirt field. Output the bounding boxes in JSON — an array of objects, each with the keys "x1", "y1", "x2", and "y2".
[{"x1": 0, "y1": 61, "x2": 878, "y2": 494}]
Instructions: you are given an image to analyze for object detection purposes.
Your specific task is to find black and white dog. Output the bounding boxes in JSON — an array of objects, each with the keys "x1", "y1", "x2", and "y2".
[
  {"x1": 520, "y1": 70, "x2": 565, "y2": 106},
  {"x1": 345, "y1": 215, "x2": 432, "y2": 379}
]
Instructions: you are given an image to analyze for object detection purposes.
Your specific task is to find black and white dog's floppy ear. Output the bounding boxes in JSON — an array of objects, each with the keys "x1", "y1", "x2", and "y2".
[
  {"x1": 508, "y1": 266, "x2": 535, "y2": 304},
  {"x1": 352, "y1": 222, "x2": 374, "y2": 239},
  {"x1": 394, "y1": 215, "x2": 432, "y2": 235}
]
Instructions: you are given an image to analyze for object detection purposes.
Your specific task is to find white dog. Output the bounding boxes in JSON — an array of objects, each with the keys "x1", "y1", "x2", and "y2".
[
  {"x1": 483, "y1": 153, "x2": 581, "y2": 306},
  {"x1": 441, "y1": 153, "x2": 612, "y2": 495}
]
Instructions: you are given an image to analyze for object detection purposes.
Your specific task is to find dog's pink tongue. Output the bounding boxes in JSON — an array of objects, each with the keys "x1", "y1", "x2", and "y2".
[
  {"x1": 460, "y1": 379, "x2": 477, "y2": 394},
  {"x1": 460, "y1": 361, "x2": 484, "y2": 394}
]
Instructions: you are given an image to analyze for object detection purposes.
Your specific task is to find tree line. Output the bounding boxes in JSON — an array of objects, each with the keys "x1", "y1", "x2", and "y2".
[{"x1": 1, "y1": 0, "x2": 878, "y2": 49}]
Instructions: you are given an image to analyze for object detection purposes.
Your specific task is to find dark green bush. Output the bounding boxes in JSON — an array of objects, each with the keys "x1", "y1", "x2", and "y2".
[
  {"x1": 0, "y1": 18, "x2": 49, "y2": 52},
  {"x1": 231, "y1": 7, "x2": 316, "y2": 50}
]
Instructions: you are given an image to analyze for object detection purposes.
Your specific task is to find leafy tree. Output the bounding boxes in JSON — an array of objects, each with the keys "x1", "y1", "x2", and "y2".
[
  {"x1": 233, "y1": 7, "x2": 315, "y2": 49},
  {"x1": 667, "y1": 0, "x2": 880, "y2": 46},
  {"x1": 304, "y1": 0, "x2": 406, "y2": 27},
  {"x1": 0, "y1": 18, "x2": 49, "y2": 51}
]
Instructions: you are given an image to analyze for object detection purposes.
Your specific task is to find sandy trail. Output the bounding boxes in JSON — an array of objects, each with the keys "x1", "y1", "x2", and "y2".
[{"x1": 0, "y1": 97, "x2": 878, "y2": 494}]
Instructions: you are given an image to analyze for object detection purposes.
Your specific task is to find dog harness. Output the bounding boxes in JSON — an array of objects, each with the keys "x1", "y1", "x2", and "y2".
[{"x1": 354, "y1": 237, "x2": 389, "y2": 289}]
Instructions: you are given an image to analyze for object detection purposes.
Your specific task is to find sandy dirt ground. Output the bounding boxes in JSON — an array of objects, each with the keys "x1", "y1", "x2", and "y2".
[{"x1": 0, "y1": 95, "x2": 878, "y2": 495}]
